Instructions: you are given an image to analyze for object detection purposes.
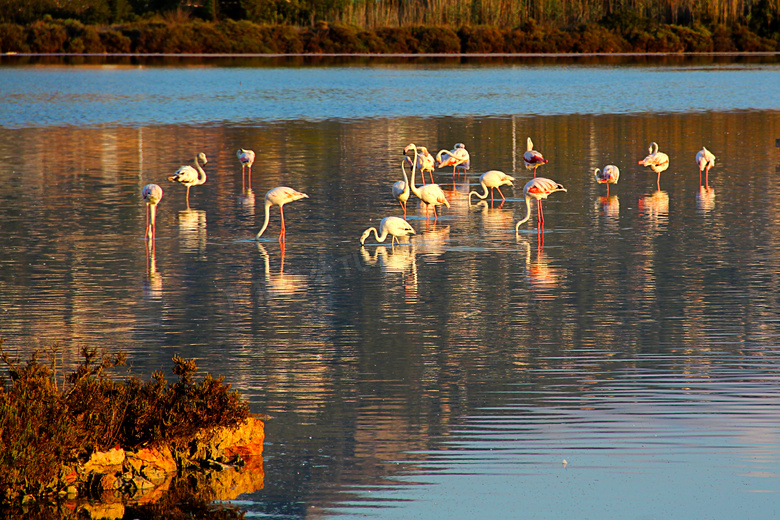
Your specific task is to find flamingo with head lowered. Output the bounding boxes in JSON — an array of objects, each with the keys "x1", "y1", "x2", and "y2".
[
  {"x1": 594, "y1": 165, "x2": 620, "y2": 196},
  {"x1": 168, "y1": 152, "x2": 208, "y2": 207},
  {"x1": 696, "y1": 146, "x2": 716, "y2": 187},
  {"x1": 360, "y1": 216, "x2": 416, "y2": 247},
  {"x1": 515, "y1": 177, "x2": 567, "y2": 232},
  {"x1": 468, "y1": 170, "x2": 515, "y2": 206},
  {"x1": 256, "y1": 186, "x2": 309, "y2": 242},
  {"x1": 638, "y1": 142, "x2": 670, "y2": 190},
  {"x1": 142, "y1": 184, "x2": 163, "y2": 240},
  {"x1": 524, "y1": 137, "x2": 548, "y2": 177},
  {"x1": 436, "y1": 143, "x2": 470, "y2": 181},
  {"x1": 404, "y1": 144, "x2": 450, "y2": 222}
]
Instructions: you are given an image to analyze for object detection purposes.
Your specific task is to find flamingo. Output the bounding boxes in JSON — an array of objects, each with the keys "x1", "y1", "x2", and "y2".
[
  {"x1": 524, "y1": 137, "x2": 548, "y2": 177},
  {"x1": 436, "y1": 143, "x2": 471, "y2": 180},
  {"x1": 594, "y1": 165, "x2": 620, "y2": 196},
  {"x1": 237, "y1": 148, "x2": 256, "y2": 189},
  {"x1": 256, "y1": 186, "x2": 309, "y2": 242},
  {"x1": 142, "y1": 184, "x2": 163, "y2": 240},
  {"x1": 638, "y1": 142, "x2": 669, "y2": 190},
  {"x1": 360, "y1": 216, "x2": 416, "y2": 247},
  {"x1": 468, "y1": 170, "x2": 515, "y2": 206},
  {"x1": 696, "y1": 146, "x2": 716, "y2": 187},
  {"x1": 404, "y1": 143, "x2": 450, "y2": 221},
  {"x1": 168, "y1": 152, "x2": 208, "y2": 207},
  {"x1": 393, "y1": 160, "x2": 411, "y2": 219},
  {"x1": 515, "y1": 177, "x2": 567, "y2": 232}
]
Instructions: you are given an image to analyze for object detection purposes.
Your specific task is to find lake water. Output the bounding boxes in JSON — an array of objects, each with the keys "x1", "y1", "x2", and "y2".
[{"x1": 2, "y1": 55, "x2": 780, "y2": 519}]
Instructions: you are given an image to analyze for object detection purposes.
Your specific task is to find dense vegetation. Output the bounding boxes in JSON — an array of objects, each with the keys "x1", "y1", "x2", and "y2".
[
  {"x1": 0, "y1": 341, "x2": 249, "y2": 502},
  {"x1": 0, "y1": 0, "x2": 778, "y2": 53}
]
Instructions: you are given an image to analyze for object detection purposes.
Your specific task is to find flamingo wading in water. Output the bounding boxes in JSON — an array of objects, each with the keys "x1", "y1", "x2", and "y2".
[
  {"x1": 515, "y1": 177, "x2": 567, "y2": 232},
  {"x1": 404, "y1": 143, "x2": 450, "y2": 221},
  {"x1": 237, "y1": 148, "x2": 256, "y2": 189},
  {"x1": 360, "y1": 216, "x2": 416, "y2": 247},
  {"x1": 393, "y1": 160, "x2": 411, "y2": 219},
  {"x1": 594, "y1": 165, "x2": 620, "y2": 196},
  {"x1": 142, "y1": 184, "x2": 163, "y2": 240},
  {"x1": 436, "y1": 143, "x2": 470, "y2": 180},
  {"x1": 468, "y1": 170, "x2": 515, "y2": 206},
  {"x1": 696, "y1": 146, "x2": 716, "y2": 187},
  {"x1": 638, "y1": 142, "x2": 669, "y2": 189},
  {"x1": 168, "y1": 152, "x2": 208, "y2": 207},
  {"x1": 256, "y1": 186, "x2": 309, "y2": 242},
  {"x1": 524, "y1": 137, "x2": 548, "y2": 177}
]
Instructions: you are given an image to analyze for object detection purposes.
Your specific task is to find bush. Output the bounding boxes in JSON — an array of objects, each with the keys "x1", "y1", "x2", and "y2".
[
  {"x1": 459, "y1": 25, "x2": 506, "y2": 53},
  {"x1": 0, "y1": 341, "x2": 250, "y2": 501},
  {"x1": 0, "y1": 23, "x2": 28, "y2": 52}
]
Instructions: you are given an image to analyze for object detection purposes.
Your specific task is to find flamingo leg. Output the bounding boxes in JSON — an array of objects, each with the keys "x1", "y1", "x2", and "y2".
[
  {"x1": 705, "y1": 166, "x2": 710, "y2": 189},
  {"x1": 656, "y1": 172, "x2": 661, "y2": 191},
  {"x1": 606, "y1": 183, "x2": 610, "y2": 197},
  {"x1": 247, "y1": 166, "x2": 252, "y2": 190},
  {"x1": 185, "y1": 186, "x2": 191, "y2": 208},
  {"x1": 433, "y1": 205, "x2": 438, "y2": 222},
  {"x1": 497, "y1": 186, "x2": 506, "y2": 202},
  {"x1": 537, "y1": 200, "x2": 544, "y2": 224},
  {"x1": 279, "y1": 205, "x2": 286, "y2": 243}
]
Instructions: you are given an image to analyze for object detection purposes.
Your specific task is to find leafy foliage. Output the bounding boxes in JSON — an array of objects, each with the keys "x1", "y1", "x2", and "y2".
[{"x1": 0, "y1": 340, "x2": 249, "y2": 501}]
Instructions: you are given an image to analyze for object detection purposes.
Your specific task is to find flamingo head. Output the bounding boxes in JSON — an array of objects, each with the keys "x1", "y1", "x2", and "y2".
[
  {"x1": 360, "y1": 228, "x2": 372, "y2": 245},
  {"x1": 198, "y1": 152, "x2": 208, "y2": 165},
  {"x1": 404, "y1": 143, "x2": 417, "y2": 155}
]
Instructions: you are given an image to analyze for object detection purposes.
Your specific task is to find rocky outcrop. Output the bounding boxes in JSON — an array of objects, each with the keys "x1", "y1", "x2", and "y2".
[{"x1": 67, "y1": 416, "x2": 265, "y2": 509}]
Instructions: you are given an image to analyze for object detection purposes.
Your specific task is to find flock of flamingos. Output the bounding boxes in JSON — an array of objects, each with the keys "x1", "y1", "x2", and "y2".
[{"x1": 141, "y1": 139, "x2": 717, "y2": 247}]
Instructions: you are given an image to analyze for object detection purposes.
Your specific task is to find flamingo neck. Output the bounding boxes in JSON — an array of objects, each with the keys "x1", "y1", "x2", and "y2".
[
  {"x1": 515, "y1": 195, "x2": 533, "y2": 231},
  {"x1": 401, "y1": 161, "x2": 410, "y2": 197},
  {"x1": 194, "y1": 155, "x2": 207, "y2": 185},
  {"x1": 468, "y1": 181, "x2": 490, "y2": 201},
  {"x1": 409, "y1": 147, "x2": 422, "y2": 198},
  {"x1": 256, "y1": 199, "x2": 273, "y2": 240}
]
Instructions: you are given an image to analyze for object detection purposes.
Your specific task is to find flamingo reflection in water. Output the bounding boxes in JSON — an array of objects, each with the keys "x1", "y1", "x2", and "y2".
[
  {"x1": 144, "y1": 242, "x2": 163, "y2": 300},
  {"x1": 168, "y1": 152, "x2": 208, "y2": 207},
  {"x1": 638, "y1": 142, "x2": 670, "y2": 190},
  {"x1": 696, "y1": 186, "x2": 716, "y2": 215},
  {"x1": 515, "y1": 177, "x2": 567, "y2": 246},
  {"x1": 436, "y1": 143, "x2": 470, "y2": 182},
  {"x1": 638, "y1": 190, "x2": 669, "y2": 230},
  {"x1": 468, "y1": 170, "x2": 515, "y2": 207},
  {"x1": 177, "y1": 208, "x2": 208, "y2": 258},
  {"x1": 517, "y1": 237, "x2": 561, "y2": 292},
  {"x1": 256, "y1": 243, "x2": 307, "y2": 298},
  {"x1": 470, "y1": 200, "x2": 515, "y2": 240},
  {"x1": 361, "y1": 245, "x2": 418, "y2": 301},
  {"x1": 404, "y1": 144, "x2": 450, "y2": 223},
  {"x1": 696, "y1": 146, "x2": 716, "y2": 188},
  {"x1": 595, "y1": 194, "x2": 620, "y2": 229},
  {"x1": 256, "y1": 186, "x2": 309, "y2": 243},
  {"x1": 238, "y1": 188, "x2": 256, "y2": 218}
]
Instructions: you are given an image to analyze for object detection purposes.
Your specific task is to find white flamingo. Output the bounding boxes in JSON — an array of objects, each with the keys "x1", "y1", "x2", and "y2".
[
  {"x1": 638, "y1": 142, "x2": 670, "y2": 189},
  {"x1": 393, "y1": 160, "x2": 411, "y2": 219},
  {"x1": 696, "y1": 146, "x2": 716, "y2": 187},
  {"x1": 237, "y1": 148, "x2": 256, "y2": 188},
  {"x1": 360, "y1": 216, "x2": 416, "y2": 246},
  {"x1": 168, "y1": 152, "x2": 208, "y2": 206},
  {"x1": 524, "y1": 137, "x2": 548, "y2": 177},
  {"x1": 142, "y1": 184, "x2": 163, "y2": 240},
  {"x1": 404, "y1": 143, "x2": 450, "y2": 221},
  {"x1": 594, "y1": 165, "x2": 620, "y2": 196},
  {"x1": 468, "y1": 170, "x2": 515, "y2": 205},
  {"x1": 436, "y1": 143, "x2": 471, "y2": 180},
  {"x1": 256, "y1": 186, "x2": 309, "y2": 242}
]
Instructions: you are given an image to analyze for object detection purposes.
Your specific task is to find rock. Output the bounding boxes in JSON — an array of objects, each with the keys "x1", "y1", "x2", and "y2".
[{"x1": 83, "y1": 447, "x2": 125, "y2": 473}]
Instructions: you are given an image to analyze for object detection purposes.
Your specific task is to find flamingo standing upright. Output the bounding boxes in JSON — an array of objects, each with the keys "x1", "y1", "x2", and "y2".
[
  {"x1": 237, "y1": 148, "x2": 256, "y2": 189},
  {"x1": 393, "y1": 160, "x2": 411, "y2": 219},
  {"x1": 168, "y1": 152, "x2": 208, "y2": 207},
  {"x1": 638, "y1": 142, "x2": 670, "y2": 190},
  {"x1": 468, "y1": 170, "x2": 515, "y2": 206},
  {"x1": 524, "y1": 137, "x2": 548, "y2": 177},
  {"x1": 418, "y1": 147, "x2": 435, "y2": 185},
  {"x1": 436, "y1": 143, "x2": 471, "y2": 181},
  {"x1": 404, "y1": 144, "x2": 450, "y2": 222},
  {"x1": 142, "y1": 184, "x2": 163, "y2": 240},
  {"x1": 696, "y1": 146, "x2": 716, "y2": 187},
  {"x1": 360, "y1": 216, "x2": 416, "y2": 247},
  {"x1": 256, "y1": 186, "x2": 309, "y2": 242},
  {"x1": 594, "y1": 165, "x2": 620, "y2": 196},
  {"x1": 515, "y1": 177, "x2": 567, "y2": 232}
]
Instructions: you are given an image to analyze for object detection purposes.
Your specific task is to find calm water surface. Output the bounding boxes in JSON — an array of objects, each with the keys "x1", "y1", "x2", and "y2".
[{"x1": 1, "y1": 56, "x2": 780, "y2": 518}]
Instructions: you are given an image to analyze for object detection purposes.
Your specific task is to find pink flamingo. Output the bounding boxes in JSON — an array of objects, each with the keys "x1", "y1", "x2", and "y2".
[
  {"x1": 360, "y1": 216, "x2": 416, "y2": 247},
  {"x1": 168, "y1": 152, "x2": 208, "y2": 207},
  {"x1": 237, "y1": 148, "x2": 256, "y2": 189},
  {"x1": 436, "y1": 143, "x2": 470, "y2": 181},
  {"x1": 524, "y1": 137, "x2": 548, "y2": 177},
  {"x1": 515, "y1": 177, "x2": 567, "y2": 231},
  {"x1": 638, "y1": 142, "x2": 669, "y2": 190},
  {"x1": 393, "y1": 160, "x2": 411, "y2": 219},
  {"x1": 256, "y1": 186, "x2": 309, "y2": 243},
  {"x1": 404, "y1": 143, "x2": 450, "y2": 222},
  {"x1": 594, "y1": 165, "x2": 620, "y2": 196}
]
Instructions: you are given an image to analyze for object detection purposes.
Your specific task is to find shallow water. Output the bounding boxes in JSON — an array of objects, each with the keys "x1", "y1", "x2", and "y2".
[{"x1": 1, "y1": 56, "x2": 780, "y2": 518}]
